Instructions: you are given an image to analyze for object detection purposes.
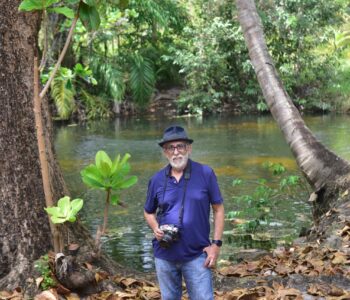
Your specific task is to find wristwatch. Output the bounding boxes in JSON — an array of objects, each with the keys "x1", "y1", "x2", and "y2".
[{"x1": 211, "y1": 240, "x2": 223, "y2": 247}]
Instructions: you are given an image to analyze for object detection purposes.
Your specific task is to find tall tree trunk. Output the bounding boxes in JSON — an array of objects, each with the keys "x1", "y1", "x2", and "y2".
[
  {"x1": 236, "y1": 0, "x2": 350, "y2": 221},
  {"x1": 0, "y1": 1, "x2": 135, "y2": 293},
  {"x1": 0, "y1": 2, "x2": 53, "y2": 290}
]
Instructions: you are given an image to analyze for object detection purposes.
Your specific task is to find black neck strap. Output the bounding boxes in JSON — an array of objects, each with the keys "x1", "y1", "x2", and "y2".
[{"x1": 160, "y1": 161, "x2": 191, "y2": 227}]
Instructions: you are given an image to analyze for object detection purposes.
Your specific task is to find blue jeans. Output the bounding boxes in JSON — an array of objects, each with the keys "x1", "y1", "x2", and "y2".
[{"x1": 154, "y1": 253, "x2": 213, "y2": 300}]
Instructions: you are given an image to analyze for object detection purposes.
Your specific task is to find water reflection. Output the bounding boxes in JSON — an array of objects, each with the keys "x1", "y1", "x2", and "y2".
[{"x1": 54, "y1": 114, "x2": 350, "y2": 272}]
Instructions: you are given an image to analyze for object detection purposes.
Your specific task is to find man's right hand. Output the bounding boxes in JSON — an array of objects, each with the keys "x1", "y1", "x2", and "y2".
[{"x1": 153, "y1": 227, "x2": 164, "y2": 241}]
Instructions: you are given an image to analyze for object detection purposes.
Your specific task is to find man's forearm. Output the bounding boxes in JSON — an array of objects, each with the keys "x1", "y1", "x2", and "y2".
[
  {"x1": 144, "y1": 210, "x2": 159, "y2": 231},
  {"x1": 212, "y1": 204, "x2": 225, "y2": 240}
]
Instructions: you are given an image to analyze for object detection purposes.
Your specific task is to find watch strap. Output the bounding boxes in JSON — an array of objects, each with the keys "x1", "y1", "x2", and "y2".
[{"x1": 211, "y1": 239, "x2": 222, "y2": 247}]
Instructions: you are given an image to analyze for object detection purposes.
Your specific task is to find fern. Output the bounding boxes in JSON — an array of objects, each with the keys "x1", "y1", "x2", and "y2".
[
  {"x1": 80, "y1": 90, "x2": 113, "y2": 119},
  {"x1": 90, "y1": 58, "x2": 126, "y2": 102},
  {"x1": 129, "y1": 53, "x2": 155, "y2": 106},
  {"x1": 50, "y1": 68, "x2": 75, "y2": 120}
]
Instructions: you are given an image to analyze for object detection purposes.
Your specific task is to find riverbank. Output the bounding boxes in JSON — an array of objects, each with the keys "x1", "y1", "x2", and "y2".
[{"x1": 2, "y1": 238, "x2": 350, "y2": 299}]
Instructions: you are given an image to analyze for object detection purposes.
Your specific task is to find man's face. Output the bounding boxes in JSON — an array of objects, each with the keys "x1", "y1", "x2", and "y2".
[{"x1": 163, "y1": 140, "x2": 192, "y2": 171}]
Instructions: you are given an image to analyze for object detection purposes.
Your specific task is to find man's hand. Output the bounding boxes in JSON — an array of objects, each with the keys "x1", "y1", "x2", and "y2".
[
  {"x1": 203, "y1": 244, "x2": 220, "y2": 268},
  {"x1": 153, "y1": 227, "x2": 164, "y2": 241}
]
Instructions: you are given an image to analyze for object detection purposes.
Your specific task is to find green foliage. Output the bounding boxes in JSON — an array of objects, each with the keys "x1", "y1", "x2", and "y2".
[
  {"x1": 50, "y1": 67, "x2": 76, "y2": 120},
  {"x1": 19, "y1": 0, "x2": 74, "y2": 18},
  {"x1": 166, "y1": 15, "x2": 246, "y2": 114},
  {"x1": 45, "y1": 196, "x2": 84, "y2": 224},
  {"x1": 79, "y1": 1, "x2": 101, "y2": 31},
  {"x1": 81, "y1": 150, "x2": 137, "y2": 204},
  {"x1": 71, "y1": 0, "x2": 187, "y2": 111},
  {"x1": 167, "y1": 0, "x2": 349, "y2": 114},
  {"x1": 23, "y1": 0, "x2": 350, "y2": 117},
  {"x1": 80, "y1": 90, "x2": 113, "y2": 119},
  {"x1": 48, "y1": 6, "x2": 74, "y2": 18},
  {"x1": 19, "y1": 0, "x2": 60, "y2": 11},
  {"x1": 90, "y1": 59, "x2": 126, "y2": 101},
  {"x1": 129, "y1": 53, "x2": 156, "y2": 106},
  {"x1": 229, "y1": 162, "x2": 308, "y2": 236},
  {"x1": 44, "y1": 64, "x2": 97, "y2": 120},
  {"x1": 34, "y1": 255, "x2": 56, "y2": 290}
]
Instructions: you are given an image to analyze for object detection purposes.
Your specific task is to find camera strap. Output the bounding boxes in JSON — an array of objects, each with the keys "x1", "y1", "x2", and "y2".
[{"x1": 158, "y1": 160, "x2": 191, "y2": 227}]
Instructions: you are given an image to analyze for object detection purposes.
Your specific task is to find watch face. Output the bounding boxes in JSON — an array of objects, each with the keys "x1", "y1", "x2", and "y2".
[{"x1": 212, "y1": 240, "x2": 222, "y2": 247}]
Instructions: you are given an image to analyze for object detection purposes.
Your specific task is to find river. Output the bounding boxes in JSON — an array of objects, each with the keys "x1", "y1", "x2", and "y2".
[{"x1": 54, "y1": 114, "x2": 350, "y2": 272}]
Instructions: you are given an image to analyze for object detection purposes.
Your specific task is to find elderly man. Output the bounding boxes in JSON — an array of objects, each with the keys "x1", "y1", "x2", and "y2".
[{"x1": 144, "y1": 125, "x2": 225, "y2": 300}]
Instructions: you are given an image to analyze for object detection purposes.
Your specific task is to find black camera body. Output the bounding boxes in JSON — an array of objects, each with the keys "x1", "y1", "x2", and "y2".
[{"x1": 159, "y1": 224, "x2": 180, "y2": 248}]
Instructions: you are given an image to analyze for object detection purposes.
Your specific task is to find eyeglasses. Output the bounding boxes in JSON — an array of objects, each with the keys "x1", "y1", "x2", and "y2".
[{"x1": 163, "y1": 143, "x2": 188, "y2": 154}]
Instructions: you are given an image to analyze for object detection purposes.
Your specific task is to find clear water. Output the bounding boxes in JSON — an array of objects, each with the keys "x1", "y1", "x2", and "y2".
[{"x1": 54, "y1": 114, "x2": 350, "y2": 272}]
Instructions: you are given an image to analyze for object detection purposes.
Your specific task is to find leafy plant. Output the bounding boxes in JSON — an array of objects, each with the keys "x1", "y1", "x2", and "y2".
[
  {"x1": 34, "y1": 254, "x2": 56, "y2": 290},
  {"x1": 43, "y1": 64, "x2": 97, "y2": 120},
  {"x1": 44, "y1": 196, "x2": 84, "y2": 252},
  {"x1": 19, "y1": 0, "x2": 74, "y2": 18},
  {"x1": 50, "y1": 67, "x2": 76, "y2": 120},
  {"x1": 229, "y1": 162, "x2": 310, "y2": 239},
  {"x1": 45, "y1": 196, "x2": 84, "y2": 224},
  {"x1": 129, "y1": 53, "x2": 156, "y2": 107},
  {"x1": 81, "y1": 150, "x2": 138, "y2": 254}
]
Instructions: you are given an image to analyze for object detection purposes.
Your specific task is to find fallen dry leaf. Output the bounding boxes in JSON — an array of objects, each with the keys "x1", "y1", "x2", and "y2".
[
  {"x1": 34, "y1": 290, "x2": 57, "y2": 300},
  {"x1": 332, "y1": 252, "x2": 349, "y2": 265}
]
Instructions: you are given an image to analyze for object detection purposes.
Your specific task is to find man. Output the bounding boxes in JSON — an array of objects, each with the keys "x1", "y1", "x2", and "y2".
[{"x1": 144, "y1": 125, "x2": 225, "y2": 300}]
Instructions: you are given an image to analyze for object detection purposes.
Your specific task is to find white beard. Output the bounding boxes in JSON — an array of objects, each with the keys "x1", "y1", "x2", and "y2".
[{"x1": 169, "y1": 152, "x2": 189, "y2": 171}]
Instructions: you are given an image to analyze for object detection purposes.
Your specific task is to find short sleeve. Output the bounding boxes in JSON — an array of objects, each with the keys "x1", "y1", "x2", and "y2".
[
  {"x1": 207, "y1": 170, "x2": 223, "y2": 204},
  {"x1": 144, "y1": 178, "x2": 158, "y2": 213}
]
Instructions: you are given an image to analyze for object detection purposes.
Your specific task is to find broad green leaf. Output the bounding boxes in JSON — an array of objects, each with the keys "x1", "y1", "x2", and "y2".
[
  {"x1": 45, "y1": 196, "x2": 83, "y2": 224},
  {"x1": 44, "y1": 206, "x2": 60, "y2": 216},
  {"x1": 111, "y1": 194, "x2": 120, "y2": 205},
  {"x1": 81, "y1": 165, "x2": 104, "y2": 183},
  {"x1": 19, "y1": 0, "x2": 60, "y2": 11},
  {"x1": 82, "y1": 0, "x2": 96, "y2": 6},
  {"x1": 120, "y1": 153, "x2": 131, "y2": 166},
  {"x1": 110, "y1": 173, "x2": 123, "y2": 187},
  {"x1": 99, "y1": 161, "x2": 112, "y2": 178},
  {"x1": 51, "y1": 216, "x2": 67, "y2": 224},
  {"x1": 81, "y1": 174, "x2": 105, "y2": 189},
  {"x1": 48, "y1": 7, "x2": 74, "y2": 19},
  {"x1": 79, "y1": 2, "x2": 100, "y2": 31},
  {"x1": 111, "y1": 154, "x2": 121, "y2": 174},
  {"x1": 95, "y1": 151, "x2": 112, "y2": 169},
  {"x1": 116, "y1": 176, "x2": 138, "y2": 190},
  {"x1": 70, "y1": 198, "x2": 84, "y2": 215},
  {"x1": 57, "y1": 196, "x2": 71, "y2": 217},
  {"x1": 119, "y1": 162, "x2": 131, "y2": 175}
]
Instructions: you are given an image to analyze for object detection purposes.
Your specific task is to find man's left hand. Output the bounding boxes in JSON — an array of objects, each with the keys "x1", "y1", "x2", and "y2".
[{"x1": 203, "y1": 244, "x2": 220, "y2": 268}]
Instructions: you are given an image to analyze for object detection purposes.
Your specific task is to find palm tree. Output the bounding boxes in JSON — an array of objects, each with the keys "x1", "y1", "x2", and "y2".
[{"x1": 236, "y1": 0, "x2": 350, "y2": 227}]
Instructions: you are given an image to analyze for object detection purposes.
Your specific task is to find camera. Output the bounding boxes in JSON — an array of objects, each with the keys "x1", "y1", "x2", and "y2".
[{"x1": 159, "y1": 224, "x2": 180, "y2": 248}]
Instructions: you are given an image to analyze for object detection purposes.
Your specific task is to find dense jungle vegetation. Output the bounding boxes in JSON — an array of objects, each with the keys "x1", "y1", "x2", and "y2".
[{"x1": 41, "y1": 0, "x2": 350, "y2": 120}]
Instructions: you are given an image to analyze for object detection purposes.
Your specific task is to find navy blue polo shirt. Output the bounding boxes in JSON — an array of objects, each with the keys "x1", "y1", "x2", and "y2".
[{"x1": 144, "y1": 160, "x2": 223, "y2": 262}]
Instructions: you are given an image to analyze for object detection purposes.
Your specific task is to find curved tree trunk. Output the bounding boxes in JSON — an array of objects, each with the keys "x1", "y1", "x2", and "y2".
[{"x1": 236, "y1": 0, "x2": 350, "y2": 221}]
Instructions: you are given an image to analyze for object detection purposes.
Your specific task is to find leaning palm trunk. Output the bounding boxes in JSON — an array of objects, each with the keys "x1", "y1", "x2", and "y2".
[{"x1": 236, "y1": 0, "x2": 350, "y2": 190}]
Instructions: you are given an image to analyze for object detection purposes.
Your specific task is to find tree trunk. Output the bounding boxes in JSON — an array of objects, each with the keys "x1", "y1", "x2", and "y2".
[
  {"x1": 0, "y1": 2, "x2": 141, "y2": 293},
  {"x1": 236, "y1": 0, "x2": 350, "y2": 223},
  {"x1": 0, "y1": 2, "x2": 52, "y2": 290}
]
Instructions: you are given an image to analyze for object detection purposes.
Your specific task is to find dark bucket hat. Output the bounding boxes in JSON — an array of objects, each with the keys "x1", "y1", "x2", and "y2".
[{"x1": 158, "y1": 125, "x2": 194, "y2": 147}]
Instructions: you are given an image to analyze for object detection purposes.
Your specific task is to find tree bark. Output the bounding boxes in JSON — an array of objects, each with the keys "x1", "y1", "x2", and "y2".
[
  {"x1": 236, "y1": 0, "x2": 350, "y2": 221},
  {"x1": 0, "y1": 1, "x2": 138, "y2": 293},
  {"x1": 0, "y1": 2, "x2": 53, "y2": 290}
]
